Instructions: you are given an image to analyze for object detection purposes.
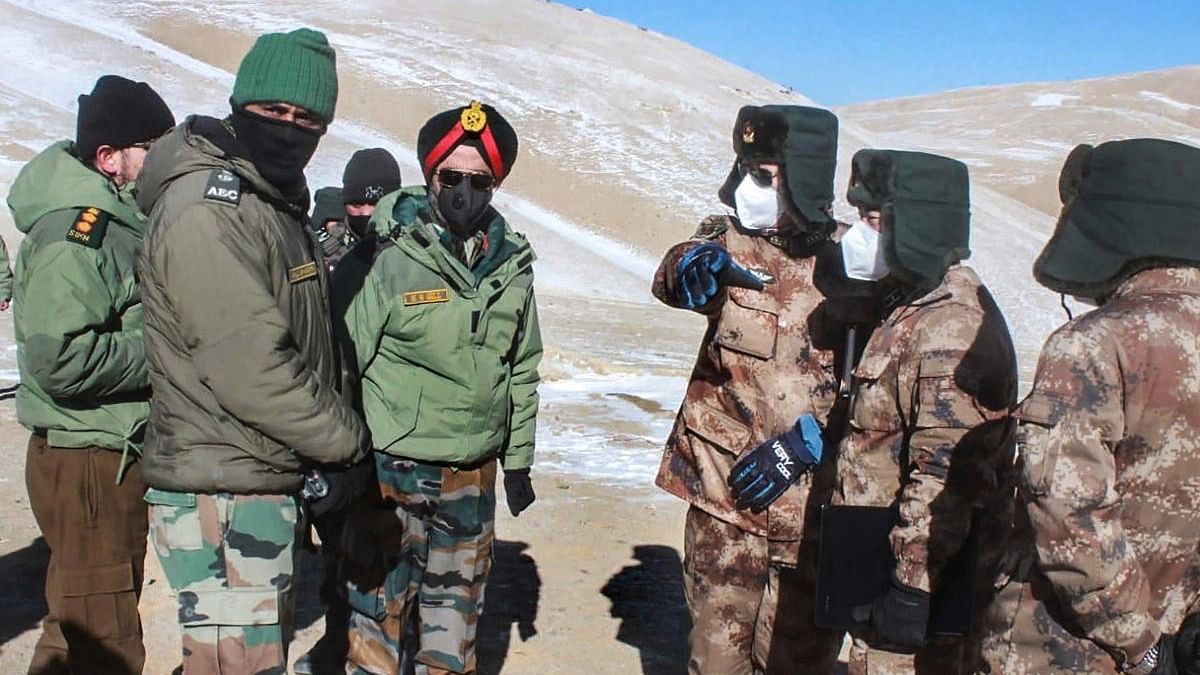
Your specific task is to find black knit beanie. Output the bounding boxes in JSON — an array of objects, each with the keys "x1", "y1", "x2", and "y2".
[
  {"x1": 76, "y1": 75, "x2": 175, "y2": 161},
  {"x1": 342, "y1": 148, "x2": 402, "y2": 205}
]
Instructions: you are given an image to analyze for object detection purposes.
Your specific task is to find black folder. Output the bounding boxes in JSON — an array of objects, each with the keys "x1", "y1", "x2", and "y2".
[{"x1": 814, "y1": 504, "x2": 978, "y2": 637}]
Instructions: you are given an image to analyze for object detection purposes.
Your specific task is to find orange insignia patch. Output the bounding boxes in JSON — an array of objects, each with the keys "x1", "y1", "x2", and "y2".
[
  {"x1": 742, "y1": 122, "x2": 756, "y2": 145},
  {"x1": 460, "y1": 100, "x2": 487, "y2": 133},
  {"x1": 66, "y1": 207, "x2": 109, "y2": 248},
  {"x1": 403, "y1": 289, "x2": 451, "y2": 306}
]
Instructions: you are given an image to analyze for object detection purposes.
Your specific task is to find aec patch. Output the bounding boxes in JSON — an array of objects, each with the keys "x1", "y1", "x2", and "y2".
[
  {"x1": 66, "y1": 207, "x2": 110, "y2": 248},
  {"x1": 203, "y1": 169, "x2": 241, "y2": 205}
]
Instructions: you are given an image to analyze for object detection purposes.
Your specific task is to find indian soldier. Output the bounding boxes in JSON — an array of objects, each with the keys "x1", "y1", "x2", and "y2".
[
  {"x1": 312, "y1": 185, "x2": 347, "y2": 271},
  {"x1": 0, "y1": 235, "x2": 13, "y2": 310},
  {"x1": 135, "y1": 28, "x2": 368, "y2": 674},
  {"x1": 827, "y1": 150, "x2": 1017, "y2": 674},
  {"x1": 8, "y1": 74, "x2": 174, "y2": 675},
  {"x1": 336, "y1": 101, "x2": 540, "y2": 675},
  {"x1": 652, "y1": 105, "x2": 846, "y2": 674},
  {"x1": 342, "y1": 147, "x2": 401, "y2": 240},
  {"x1": 980, "y1": 139, "x2": 1200, "y2": 674},
  {"x1": 295, "y1": 150, "x2": 402, "y2": 674}
]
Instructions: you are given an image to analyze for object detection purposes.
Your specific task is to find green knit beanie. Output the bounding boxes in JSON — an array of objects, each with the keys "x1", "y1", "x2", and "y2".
[{"x1": 230, "y1": 28, "x2": 338, "y2": 121}]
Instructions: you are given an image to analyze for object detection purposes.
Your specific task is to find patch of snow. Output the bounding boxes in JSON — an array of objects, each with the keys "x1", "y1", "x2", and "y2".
[
  {"x1": 1030, "y1": 93, "x2": 1078, "y2": 108},
  {"x1": 1139, "y1": 91, "x2": 1198, "y2": 111}
]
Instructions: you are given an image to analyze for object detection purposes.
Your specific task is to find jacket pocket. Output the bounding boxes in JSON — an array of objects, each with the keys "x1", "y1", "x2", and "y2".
[
  {"x1": 365, "y1": 383, "x2": 423, "y2": 450},
  {"x1": 681, "y1": 399, "x2": 752, "y2": 456},
  {"x1": 913, "y1": 353, "x2": 988, "y2": 429},
  {"x1": 714, "y1": 293, "x2": 778, "y2": 360},
  {"x1": 1014, "y1": 394, "x2": 1061, "y2": 497},
  {"x1": 850, "y1": 351, "x2": 901, "y2": 433},
  {"x1": 145, "y1": 488, "x2": 203, "y2": 552}
]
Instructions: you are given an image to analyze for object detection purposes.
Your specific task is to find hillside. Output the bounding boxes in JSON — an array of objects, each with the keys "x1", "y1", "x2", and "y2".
[
  {"x1": 840, "y1": 65, "x2": 1200, "y2": 217},
  {"x1": 0, "y1": 1, "x2": 1142, "y2": 671}
]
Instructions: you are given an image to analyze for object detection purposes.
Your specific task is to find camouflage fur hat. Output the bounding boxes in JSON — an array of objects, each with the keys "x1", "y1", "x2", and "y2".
[{"x1": 1034, "y1": 138, "x2": 1200, "y2": 298}]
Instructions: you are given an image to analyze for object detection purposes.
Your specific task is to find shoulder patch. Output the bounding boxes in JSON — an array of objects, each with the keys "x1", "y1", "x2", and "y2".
[
  {"x1": 65, "y1": 207, "x2": 110, "y2": 248},
  {"x1": 203, "y1": 169, "x2": 241, "y2": 205},
  {"x1": 693, "y1": 215, "x2": 730, "y2": 241}
]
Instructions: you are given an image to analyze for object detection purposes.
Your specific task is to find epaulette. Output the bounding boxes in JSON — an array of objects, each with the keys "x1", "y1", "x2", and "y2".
[
  {"x1": 202, "y1": 169, "x2": 241, "y2": 206},
  {"x1": 692, "y1": 215, "x2": 730, "y2": 241},
  {"x1": 65, "y1": 207, "x2": 110, "y2": 248}
]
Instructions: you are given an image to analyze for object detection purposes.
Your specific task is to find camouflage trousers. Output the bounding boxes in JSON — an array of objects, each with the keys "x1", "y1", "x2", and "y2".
[
  {"x1": 683, "y1": 506, "x2": 842, "y2": 675},
  {"x1": 145, "y1": 489, "x2": 301, "y2": 675},
  {"x1": 343, "y1": 454, "x2": 496, "y2": 675}
]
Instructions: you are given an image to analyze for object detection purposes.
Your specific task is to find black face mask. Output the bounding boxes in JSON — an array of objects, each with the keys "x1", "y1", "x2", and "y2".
[
  {"x1": 433, "y1": 180, "x2": 493, "y2": 237},
  {"x1": 228, "y1": 107, "x2": 323, "y2": 197},
  {"x1": 346, "y1": 214, "x2": 372, "y2": 239}
]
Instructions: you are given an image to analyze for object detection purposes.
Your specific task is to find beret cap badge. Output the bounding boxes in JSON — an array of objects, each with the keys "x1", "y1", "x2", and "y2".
[{"x1": 461, "y1": 100, "x2": 488, "y2": 133}]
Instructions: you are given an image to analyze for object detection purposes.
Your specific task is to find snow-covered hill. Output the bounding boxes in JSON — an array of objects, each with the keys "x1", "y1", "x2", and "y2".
[
  {"x1": 0, "y1": 0, "x2": 1109, "y2": 483},
  {"x1": 840, "y1": 65, "x2": 1200, "y2": 218}
]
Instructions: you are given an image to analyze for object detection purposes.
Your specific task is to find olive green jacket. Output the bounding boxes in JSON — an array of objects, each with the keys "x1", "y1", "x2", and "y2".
[
  {"x1": 333, "y1": 189, "x2": 542, "y2": 469},
  {"x1": 7, "y1": 141, "x2": 150, "y2": 451},
  {"x1": 136, "y1": 116, "x2": 367, "y2": 494},
  {"x1": 0, "y1": 235, "x2": 13, "y2": 300}
]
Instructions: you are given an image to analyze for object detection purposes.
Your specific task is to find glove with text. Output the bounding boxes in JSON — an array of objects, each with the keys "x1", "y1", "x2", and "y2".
[{"x1": 728, "y1": 413, "x2": 823, "y2": 512}]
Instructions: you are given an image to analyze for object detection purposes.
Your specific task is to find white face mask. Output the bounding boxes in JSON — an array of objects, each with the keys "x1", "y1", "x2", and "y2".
[
  {"x1": 841, "y1": 218, "x2": 890, "y2": 281},
  {"x1": 734, "y1": 173, "x2": 781, "y2": 231}
]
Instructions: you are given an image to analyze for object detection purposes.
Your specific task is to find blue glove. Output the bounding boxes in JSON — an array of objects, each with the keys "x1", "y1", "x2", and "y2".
[
  {"x1": 674, "y1": 242, "x2": 764, "y2": 309},
  {"x1": 728, "y1": 413, "x2": 823, "y2": 512}
]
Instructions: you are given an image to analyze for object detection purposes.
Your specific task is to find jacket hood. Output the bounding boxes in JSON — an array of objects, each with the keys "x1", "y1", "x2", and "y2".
[
  {"x1": 7, "y1": 140, "x2": 143, "y2": 234},
  {"x1": 136, "y1": 115, "x2": 286, "y2": 216}
]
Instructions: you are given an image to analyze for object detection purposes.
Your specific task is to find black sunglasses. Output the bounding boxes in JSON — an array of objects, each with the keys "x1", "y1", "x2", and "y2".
[
  {"x1": 739, "y1": 163, "x2": 774, "y2": 188},
  {"x1": 437, "y1": 169, "x2": 495, "y2": 190}
]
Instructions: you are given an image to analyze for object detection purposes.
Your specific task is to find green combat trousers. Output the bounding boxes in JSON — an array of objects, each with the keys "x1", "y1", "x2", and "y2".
[
  {"x1": 145, "y1": 490, "x2": 301, "y2": 675},
  {"x1": 344, "y1": 454, "x2": 497, "y2": 675}
]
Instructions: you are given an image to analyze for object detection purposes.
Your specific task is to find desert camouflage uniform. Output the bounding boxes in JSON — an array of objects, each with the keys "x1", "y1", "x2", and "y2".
[
  {"x1": 979, "y1": 265, "x2": 1200, "y2": 674},
  {"x1": 145, "y1": 489, "x2": 301, "y2": 675},
  {"x1": 832, "y1": 264, "x2": 1017, "y2": 674},
  {"x1": 343, "y1": 454, "x2": 496, "y2": 675},
  {"x1": 653, "y1": 215, "x2": 845, "y2": 674}
]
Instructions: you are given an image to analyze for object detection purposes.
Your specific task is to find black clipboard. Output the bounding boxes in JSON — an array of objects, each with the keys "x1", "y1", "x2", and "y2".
[{"x1": 814, "y1": 504, "x2": 978, "y2": 637}]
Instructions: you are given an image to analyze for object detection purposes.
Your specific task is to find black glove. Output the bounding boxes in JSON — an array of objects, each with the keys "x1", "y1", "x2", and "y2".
[
  {"x1": 1175, "y1": 613, "x2": 1200, "y2": 675},
  {"x1": 306, "y1": 458, "x2": 376, "y2": 520},
  {"x1": 852, "y1": 577, "x2": 931, "y2": 650},
  {"x1": 728, "y1": 413, "x2": 823, "y2": 512},
  {"x1": 504, "y1": 469, "x2": 536, "y2": 517},
  {"x1": 673, "y1": 242, "x2": 764, "y2": 309}
]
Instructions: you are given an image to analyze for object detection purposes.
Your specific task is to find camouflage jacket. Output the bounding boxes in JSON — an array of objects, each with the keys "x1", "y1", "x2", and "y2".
[
  {"x1": 983, "y1": 266, "x2": 1200, "y2": 673},
  {"x1": 834, "y1": 265, "x2": 1017, "y2": 593},
  {"x1": 652, "y1": 215, "x2": 843, "y2": 553}
]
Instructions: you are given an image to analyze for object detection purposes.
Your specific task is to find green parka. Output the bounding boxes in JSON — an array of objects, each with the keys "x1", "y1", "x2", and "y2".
[
  {"x1": 7, "y1": 141, "x2": 150, "y2": 451},
  {"x1": 332, "y1": 188, "x2": 542, "y2": 470},
  {"x1": 136, "y1": 116, "x2": 368, "y2": 495},
  {"x1": 0, "y1": 236, "x2": 13, "y2": 301}
]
